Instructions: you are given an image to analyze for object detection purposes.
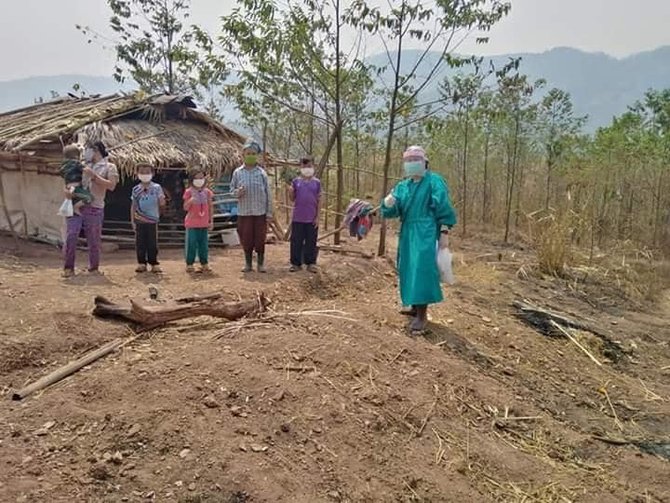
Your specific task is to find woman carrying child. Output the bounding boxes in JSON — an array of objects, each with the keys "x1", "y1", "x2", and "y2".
[{"x1": 62, "y1": 141, "x2": 118, "y2": 277}]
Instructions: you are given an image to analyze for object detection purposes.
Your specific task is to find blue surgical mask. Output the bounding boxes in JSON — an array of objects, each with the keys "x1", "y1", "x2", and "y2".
[{"x1": 403, "y1": 161, "x2": 425, "y2": 177}]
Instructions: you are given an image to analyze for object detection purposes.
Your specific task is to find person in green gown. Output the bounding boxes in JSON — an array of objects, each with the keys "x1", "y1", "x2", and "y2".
[{"x1": 381, "y1": 145, "x2": 457, "y2": 332}]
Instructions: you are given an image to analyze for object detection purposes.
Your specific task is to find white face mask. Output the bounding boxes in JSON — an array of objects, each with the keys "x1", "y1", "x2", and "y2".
[
  {"x1": 193, "y1": 178, "x2": 205, "y2": 188},
  {"x1": 138, "y1": 174, "x2": 152, "y2": 183},
  {"x1": 300, "y1": 167, "x2": 315, "y2": 178},
  {"x1": 84, "y1": 148, "x2": 94, "y2": 163}
]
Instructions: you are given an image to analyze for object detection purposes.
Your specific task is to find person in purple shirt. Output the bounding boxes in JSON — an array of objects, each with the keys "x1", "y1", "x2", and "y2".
[{"x1": 288, "y1": 156, "x2": 321, "y2": 272}]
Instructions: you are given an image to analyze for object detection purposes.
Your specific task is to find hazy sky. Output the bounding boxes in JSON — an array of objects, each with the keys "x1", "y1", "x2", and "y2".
[{"x1": 1, "y1": 0, "x2": 669, "y2": 81}]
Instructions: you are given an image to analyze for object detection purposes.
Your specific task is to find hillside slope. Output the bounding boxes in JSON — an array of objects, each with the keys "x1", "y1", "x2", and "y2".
[{"x1": 0, "y1": 234, "x2": 668, "y2": 502}]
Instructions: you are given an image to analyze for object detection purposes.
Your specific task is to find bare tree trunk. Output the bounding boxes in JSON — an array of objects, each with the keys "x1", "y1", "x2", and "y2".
[
  {"x1": 355, "y1": 119, "x2": 361, "y2": 196},
  {"x1": 334, "y1": 0, "x2": 344, "y2": 245},
  {"x1": 482, "y1": 128, "x2": 491, "y2": 224},
  {"x1": 514, "y1": 151, "x2": 525, "y2": 229},
  {"x1": 378, "y1": 35, "x2": 404, "y2": 257},
  {"x1": 589, "y1": 184, "x2": 597, "y2": 264},
  {"x1": 324, "y1": 164, "x2": 330, "y2": 231},
  {"x1": 626, "y1": 187, "x2": 634, "y2": 241},
  {"x1": 286, "y1": 128, "x2": 293, "y2": 160},
  {"x1": 545, "y1": 152, "x2": 555, "y2": 212},
  {"x1": 504, "y1": 112, "x2": 520, "y2": 243},
  {"x1": 461, "y1": 109, "x2": 470, "y2": 237},
  {"x1": 308, "y1": 94, "x2": 315, "y2": 155},
  {"x1": 653, "y1": 169, "x2": 664, "y2": 246},
  {"x1": 597, "y1": 186, "x2": 608, "y2": 248}
]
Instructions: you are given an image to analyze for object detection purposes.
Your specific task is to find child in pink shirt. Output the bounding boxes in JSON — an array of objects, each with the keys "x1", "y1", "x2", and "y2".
[{"x1": 183, "y1": 169, "x2": 214, "y2": 273}]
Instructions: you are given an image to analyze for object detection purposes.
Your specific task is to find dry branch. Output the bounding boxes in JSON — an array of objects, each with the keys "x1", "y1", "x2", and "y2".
[{"x1": 93, "y1": 292, "x2": 271, "y2": 331}]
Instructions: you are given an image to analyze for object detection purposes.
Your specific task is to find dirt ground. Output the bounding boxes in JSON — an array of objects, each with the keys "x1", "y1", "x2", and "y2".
[{"x1": 0, "y1": 231, "x2": 668, "y2": 503}]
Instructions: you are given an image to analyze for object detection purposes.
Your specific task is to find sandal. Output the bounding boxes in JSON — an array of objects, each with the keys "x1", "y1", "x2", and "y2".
[
  {"x1": 409, "y1": 317, "x2": 427, "y2": 333},
  {"x1": 62, "y1": 268, "x2": 75, "y2": 278},
  {"x1": 289, "y1": 265, "x2": 301, "y2": 272},
  {"x1": 135, "y1": 264, "x2": 148, "y2": 273}
]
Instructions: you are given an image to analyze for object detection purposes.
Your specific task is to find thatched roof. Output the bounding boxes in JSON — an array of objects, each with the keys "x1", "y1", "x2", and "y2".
[{"x1": 0, "y1": 93, "x2": 247, "y2": 175}]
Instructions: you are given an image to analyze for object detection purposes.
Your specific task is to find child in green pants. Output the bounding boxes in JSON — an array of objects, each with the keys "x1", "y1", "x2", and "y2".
[{"x1": 183, "y1": 169, "x2": 214, "y2": 273}]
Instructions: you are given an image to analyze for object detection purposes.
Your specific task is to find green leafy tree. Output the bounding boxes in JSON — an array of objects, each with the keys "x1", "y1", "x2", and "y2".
[
  {"x1": 221, "y1": 0, "x2": 370, "y2": 242},
  {"x1": 347, "y1": 0, "x2": 511, "y2": 255},
  {"x1": 78, "y1": 0, "x2": 226, "y2": 99},
  {"x1": 536, "y1": 88, "x2": 586, "y2": 210},
  {"x1": 495, "y1": 72, "x2": 543, "y2": 242}
]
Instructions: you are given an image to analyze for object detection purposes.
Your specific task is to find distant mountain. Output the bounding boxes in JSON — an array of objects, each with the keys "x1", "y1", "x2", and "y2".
[
  {"x1": 366, "y1": 46, "x2": 670, "y2": 131},
  {"x1": 0, "y1": 75, "x2": 132, "y2": 112},
  {"x1": 2, "y1": 46, "x2": 670, "y2": 131}
]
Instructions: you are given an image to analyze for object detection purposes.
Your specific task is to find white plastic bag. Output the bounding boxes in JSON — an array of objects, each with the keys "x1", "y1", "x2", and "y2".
[
  {"x1": 57, "y1": 198, "x2": 74, "y2": 218},
  {"x1": 437, "y1": 246, "x2": 455, "y2": 285}
]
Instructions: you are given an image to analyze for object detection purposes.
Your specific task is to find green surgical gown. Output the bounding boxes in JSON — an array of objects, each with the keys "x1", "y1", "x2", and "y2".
[{"x1": 381, "y1": 171, "x2": 457, "y2": 306}]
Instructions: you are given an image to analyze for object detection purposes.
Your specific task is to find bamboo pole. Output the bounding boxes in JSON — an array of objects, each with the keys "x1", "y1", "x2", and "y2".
[
  {"x1": 12, "y1": 337, "x2": 133, "y2": 400},
  {"x1": 318, "y1": 224, "x2": 347, "y2": 242},
  {"x1": 549, "y1": 320, "x2": 602, "y2": 367}
]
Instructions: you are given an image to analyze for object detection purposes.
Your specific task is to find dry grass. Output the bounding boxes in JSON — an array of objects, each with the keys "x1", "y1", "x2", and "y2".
[
  {"x1": 528, "y1": 210, "x2": 574, "y2": 277},
  {"x1": 570, "y1": 253, "x2": 670, "y2": 305}
]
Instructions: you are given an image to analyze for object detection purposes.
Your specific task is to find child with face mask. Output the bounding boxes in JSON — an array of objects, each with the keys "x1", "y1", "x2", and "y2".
[
  {"x1": 183, "y1": 168, "x2": 214, "y2": 273},
  {"x1": 131, "y1": 165, "x2": 166, "y2": 273},
  {"x1": 288, "y1": 156, "x2": 321, "y2": 272}
]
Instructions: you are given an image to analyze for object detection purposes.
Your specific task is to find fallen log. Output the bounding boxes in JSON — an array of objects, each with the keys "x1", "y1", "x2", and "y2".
[
  {"x1": 94, "y1": 292, "x2": 271, "y2": 331},
  {"x1": 318, "y1": 244, "x2": 374, "y2": 259},
  {"x1": 12, "y1": 337, "x2": 134, "y2": 400}
]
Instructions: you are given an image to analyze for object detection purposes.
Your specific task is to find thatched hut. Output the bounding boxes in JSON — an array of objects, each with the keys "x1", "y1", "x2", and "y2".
[{"x1": 0, "y1": 93, "x2": 246, "y2": 245}]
